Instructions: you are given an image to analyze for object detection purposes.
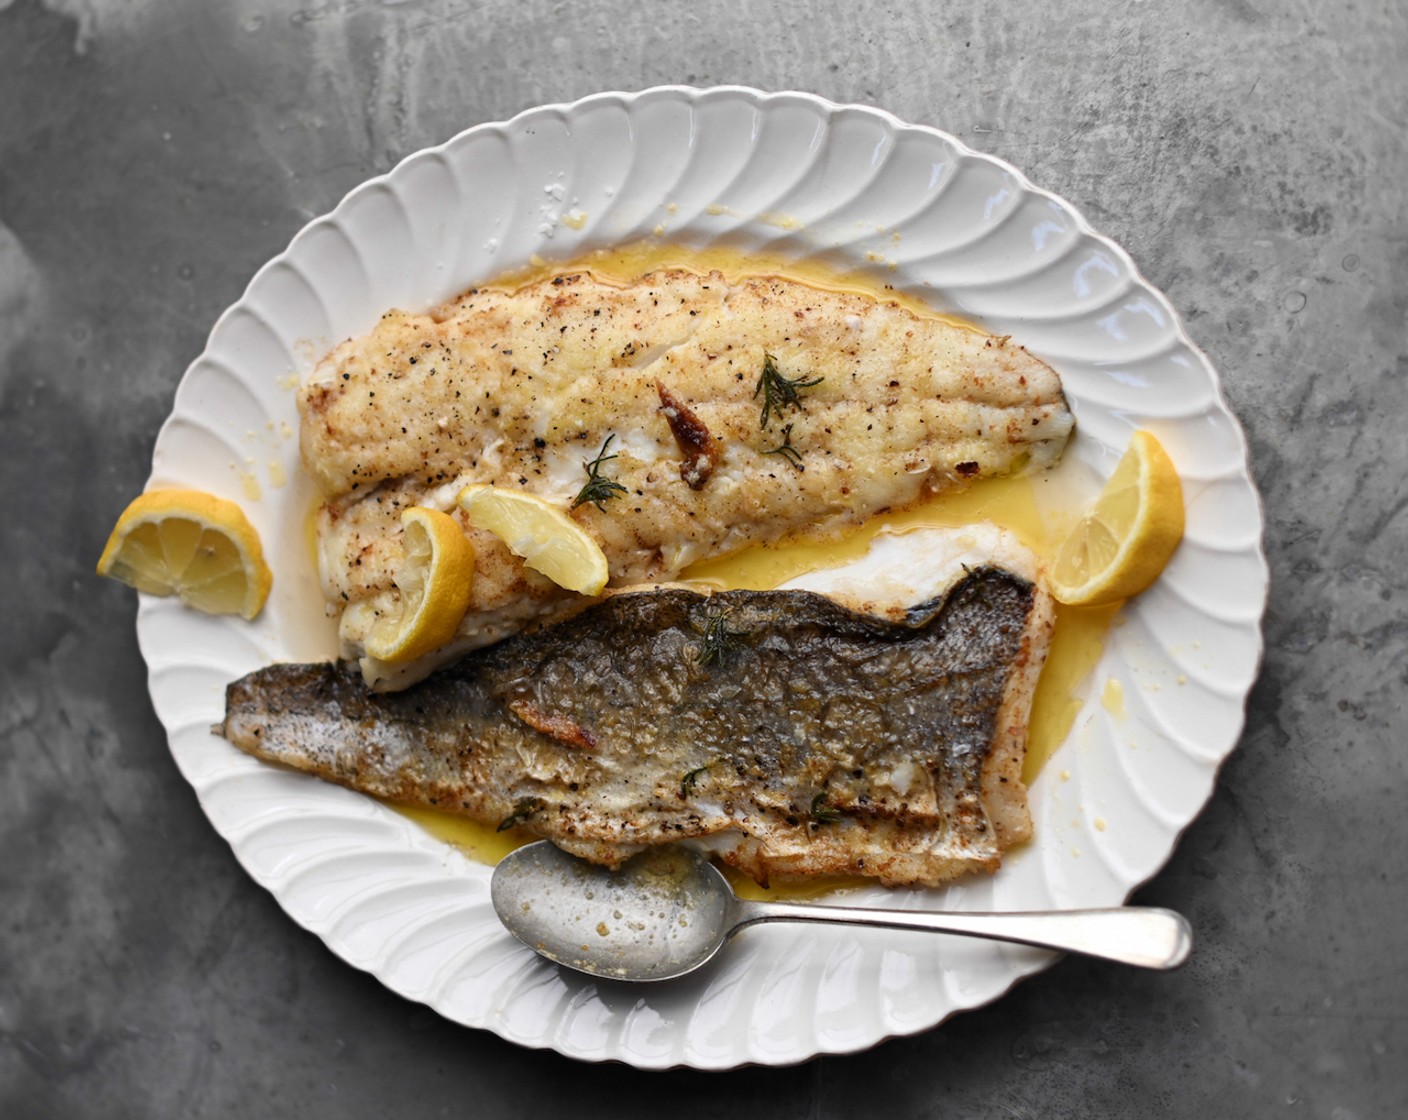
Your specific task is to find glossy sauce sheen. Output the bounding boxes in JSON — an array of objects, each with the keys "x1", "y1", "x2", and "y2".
[{"x1": 378, "y1": 244, "x2": 1111, "y2": 896}]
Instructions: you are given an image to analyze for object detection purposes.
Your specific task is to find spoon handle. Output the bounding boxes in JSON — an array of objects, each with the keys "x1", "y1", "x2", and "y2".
[{"x1": 736, "y1": 901, "x2": 1192, "y2": 970}]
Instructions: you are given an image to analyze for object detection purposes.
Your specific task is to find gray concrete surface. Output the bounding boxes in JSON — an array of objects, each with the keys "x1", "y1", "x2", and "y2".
[{"x1": 2, "y1": 0, "x2": 1405, "y2": 1116}]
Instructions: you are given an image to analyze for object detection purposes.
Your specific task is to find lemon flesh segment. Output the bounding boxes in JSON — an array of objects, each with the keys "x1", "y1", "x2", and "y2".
[
  {"x1": 457, "y1": 486, "x2": 609, "y2": 597},
  {"x1": 96, "y1": 489, "x2": 273, "y2": 620},
  {"x1": 1050, "y1": 430, "x2": 1185, "y2": 607},
  {"x1": 364, "y1": 507, "x2": 476, "y2": 663}
]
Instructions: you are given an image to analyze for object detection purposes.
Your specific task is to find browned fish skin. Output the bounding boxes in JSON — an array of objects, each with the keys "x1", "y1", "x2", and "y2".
[{"x1": 220, "y1": 567, "x2": 1050, "y2": 887}]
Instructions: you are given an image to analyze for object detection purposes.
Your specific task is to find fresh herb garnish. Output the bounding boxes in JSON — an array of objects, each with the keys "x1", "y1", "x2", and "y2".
[
  {"x1": 571, "y1": 434, "x2": 629, "y2": 511},
  {"x1": 680, "y1": 764, "x2": 710, "y2": 798},
  {"x1": 761, "y1": 423, "x2": 805, "y2": 472},
  {"x1": 754, "y1": 352, "x2": 822, "y2": 430},
  {"x1": 696, "y1": 605, "x2": 747, "y2": 667},
  {"x1": 809, "y1": 793, "x2": 842, "y2": 825},
  {"x1": 496, "y1": 797, "x2": 545, "y2": 832}
]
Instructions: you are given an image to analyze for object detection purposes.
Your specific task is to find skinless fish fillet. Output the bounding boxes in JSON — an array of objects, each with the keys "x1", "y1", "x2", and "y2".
[
  {"x1": 219, "y1": 526, "x2": 1054, "y2": 888},
  {"x1": 299, "y1": 270, "x2": 1071, "y2": 686}
]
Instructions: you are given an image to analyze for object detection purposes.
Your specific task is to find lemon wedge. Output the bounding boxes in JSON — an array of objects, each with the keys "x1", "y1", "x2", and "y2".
[
  {"x1": 1050, "y1": 430, "x2": 1185, "y2": 607},
  {"x1": 96, "y1": 489, "x2": 273, "y2": 619},
  {"x1": 365, "y1": 507, "x2": 476, "y2": 663},
  {"x1": 457, "y1": 485, "x2": 609, "y2": 596}
]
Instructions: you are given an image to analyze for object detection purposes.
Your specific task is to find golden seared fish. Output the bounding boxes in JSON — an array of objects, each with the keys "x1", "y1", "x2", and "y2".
[
  {"x1": 300, "y1": 269, "x2": 1071, "y2": 686},
  {"x1": 219, "y1": 527, "x2": 1053, "y2": 887}
]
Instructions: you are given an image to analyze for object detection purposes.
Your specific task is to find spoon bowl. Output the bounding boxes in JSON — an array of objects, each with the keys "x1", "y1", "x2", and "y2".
[{"x1": 491, "y1": 841, "x2": 1193, "y2": 983}]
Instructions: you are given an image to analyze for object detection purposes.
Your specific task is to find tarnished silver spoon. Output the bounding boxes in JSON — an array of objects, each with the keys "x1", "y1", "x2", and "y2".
[{"x1": 491, "y1": 840, "x2": 1192, "y2": 982}]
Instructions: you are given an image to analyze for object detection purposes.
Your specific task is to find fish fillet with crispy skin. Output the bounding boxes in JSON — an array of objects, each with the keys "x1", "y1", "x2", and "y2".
[
  {"x1": 219, "y1": 526, "x2": 1053, "y2": 888},
  {"x1": 299, "y1": 269, "x2": 1071, "y2": 685}
]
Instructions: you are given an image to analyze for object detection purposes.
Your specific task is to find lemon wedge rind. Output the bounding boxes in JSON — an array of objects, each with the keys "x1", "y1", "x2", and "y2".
[
  {"x1": 456, "y1": 485, "x2": 609, "y2": 597},
  {"x1": 96, "y1": 488, "x2": 274, "y2": 620},
  {"x1": 1050, "y1": 430, "x2": 1185, "y2": 608},
  {"x1": 364, "y1": 507, "x2": 476, "y2": 664}
]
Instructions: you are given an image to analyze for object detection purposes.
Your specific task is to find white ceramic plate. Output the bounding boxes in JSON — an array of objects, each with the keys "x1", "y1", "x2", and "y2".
[{"x1": 140, "y1": 87, "x2": 1267, "y2": 1069}]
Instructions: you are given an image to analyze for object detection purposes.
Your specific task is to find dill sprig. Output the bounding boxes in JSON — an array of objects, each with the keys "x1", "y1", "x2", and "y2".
[
  {"x1": 496, "y1": 796, "x2": 545, "y2": 832},
  {"x1": 680, "y1": 764, "x2": 711, "y2": 798},
  {"x1": 696, "y1": 605, "x2": 747, "y2": 667},
  {"x1": 809, "y1": 793, "x2": 843, "y2": 825},
  {"x1": 571, "y1": 434, "x2": 629, "y2": 511},
  {"x1": 761, "y1": 423, "x2": 805, "y2": 472},
  {"x1": 754, "y1": 352, "x2": 822, "y2": 430}
]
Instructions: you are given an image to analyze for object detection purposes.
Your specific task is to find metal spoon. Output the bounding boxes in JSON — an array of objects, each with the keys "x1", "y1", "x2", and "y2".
[{"x1": 491, "y1": 841, "x2": 1193, "y2": 982}]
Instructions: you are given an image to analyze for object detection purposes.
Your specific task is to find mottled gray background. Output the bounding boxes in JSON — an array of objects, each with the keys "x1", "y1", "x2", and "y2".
[{"x1": 2, "y1": 0, "x2": 1405, "y2": 1116}]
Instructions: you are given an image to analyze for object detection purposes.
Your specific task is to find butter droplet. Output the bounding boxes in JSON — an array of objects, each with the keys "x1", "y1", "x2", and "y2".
[
  {"x1": 759, "y1": 210, "x2": 803, "y2": 231},
  {"x1": 1101, "y1": 677, "x2": 1126, "y2": 719}
]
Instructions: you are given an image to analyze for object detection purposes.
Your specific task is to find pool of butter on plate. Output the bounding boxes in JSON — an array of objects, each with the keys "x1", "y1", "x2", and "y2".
[{"x1": 383, "y1": 242, "x2": 1115, "y2": 901}]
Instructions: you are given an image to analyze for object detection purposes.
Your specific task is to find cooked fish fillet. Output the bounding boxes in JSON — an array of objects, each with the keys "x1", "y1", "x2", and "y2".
[
  {"x1": 219, "y1": 526, "x2": 1054, "y2": 887},
  {"x1": 299, "y1": 269, "x2": 1071, "y2": 686}
]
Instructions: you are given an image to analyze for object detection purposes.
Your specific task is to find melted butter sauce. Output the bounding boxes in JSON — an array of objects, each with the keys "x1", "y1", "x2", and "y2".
[
  {"x1": 394, "y1": 803, "x2": 530, "y2": 865},
  {"x1": 387, "y1": 242, "x2": 1117, "y2": 899}
]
